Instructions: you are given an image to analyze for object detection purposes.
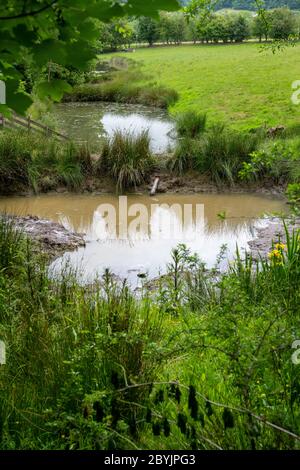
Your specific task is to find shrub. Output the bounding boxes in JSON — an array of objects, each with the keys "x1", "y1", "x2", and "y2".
[
  {"x1": 239, "y1": 139, "x2": 300, "y2": 184},
  {"x1": 99, "y1": 130, "x2": 155, "y2": 193}
]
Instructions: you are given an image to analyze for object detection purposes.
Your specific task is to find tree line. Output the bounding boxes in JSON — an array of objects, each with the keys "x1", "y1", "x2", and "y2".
[
  {"x1": 181, "y1": 0, "x2": 300, "y2": 11},
  {"x1": 99, "y1": 8, "x2": 300, "y2": 50}
]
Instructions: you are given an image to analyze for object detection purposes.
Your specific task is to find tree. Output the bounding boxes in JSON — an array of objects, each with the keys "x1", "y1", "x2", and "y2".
[
  {"x1": 159, "y1": 12, "x2": 187, "y2": 44},
  {"x1": 171, "y1": 12, "x2": 188, "y2": 44},
  {"x1": 252, "y1": 13, "x2": 271, "y2": 42},
  {"x1": 159, "y1": 12, "x2": 175, "y2": 44},
  {"x1": 0, "y1": 0, "x2": 180, "y2": 116},
  {"x1": 136, "y1": 16, "x2": 159, "y2": 46},
  {"x1": 186, "y1": 17, "x2": 200, "y2": 43},
  {"x1": 230, "y1": 14, "x2": 250, "y2": 42},
  {"x1": 269, "y1": 7, "x2": 297, "y2": 40}
]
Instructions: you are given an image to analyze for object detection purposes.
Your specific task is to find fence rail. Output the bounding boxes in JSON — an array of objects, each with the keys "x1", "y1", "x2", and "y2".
[{"x1": 0, "y1": 112, "x2": 69, "y2": 141}]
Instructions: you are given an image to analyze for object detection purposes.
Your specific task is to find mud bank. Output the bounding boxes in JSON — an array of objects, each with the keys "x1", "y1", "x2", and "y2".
[
  {"x1": 7, "y1": 215, "x2": 85, "y2": 258},
  {"x1": 248, "y1": 217, "x2": 300, "y2": 258},
  {"x1": 149, "y1": 172, "x2": 286, "y2": 196},
  {"x1": 1, "y1": 170, "x2": 287, "y2": 198}
]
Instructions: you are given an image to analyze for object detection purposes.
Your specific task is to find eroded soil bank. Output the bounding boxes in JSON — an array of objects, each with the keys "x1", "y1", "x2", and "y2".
[{"x1": 4, "y1": 171, "x2": 287, "y2": 198}]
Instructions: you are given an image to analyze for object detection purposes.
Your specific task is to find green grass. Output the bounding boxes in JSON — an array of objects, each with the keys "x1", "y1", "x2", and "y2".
[
  {"x1": 99, "y1": 130, "x2": 155, "y2": 193},
  {"x1": 64, "y1": 69, "x2": 178, "y2": 109},
  {"x1": 175, "y1": 110, "x2": 207, "y2": 138},
  {"x1": 168, "y1": 124, "x2": 263, "y2": 183},
  {"x1": 0, "y1": 130, "x2": 93, "y2": 193},
  {"x1": 102, "y1": 43, "x2": 300, "y2": 130}
]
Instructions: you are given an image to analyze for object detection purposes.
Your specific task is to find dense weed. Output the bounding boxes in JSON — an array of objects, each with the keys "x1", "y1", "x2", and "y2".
[
  {"x1": 0, "y1": 218, "x2": 300, "y2": 449},
  {"x1": 169, "y1": 123, "x2": 262, "y2": 183}
]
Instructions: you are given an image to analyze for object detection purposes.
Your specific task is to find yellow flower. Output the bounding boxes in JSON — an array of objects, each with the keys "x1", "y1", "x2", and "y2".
[
  {"x1": 268, "y1": 249, "x2": 283, "y2": 262},
  {"x1": 275, "y1": 243, "x2": 286, "y2": 251}
]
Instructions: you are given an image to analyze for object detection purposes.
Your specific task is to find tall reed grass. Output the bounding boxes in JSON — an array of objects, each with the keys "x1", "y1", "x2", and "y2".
[
  {"x1": 169, "y1": 124, "x2": 262, "y2": 183},
  {"x1": 99, "y1": 130, "x2": 155, "y2": 193},
  {"x1": 175, "y1": 111, "x2": 207, "y2": 138}
]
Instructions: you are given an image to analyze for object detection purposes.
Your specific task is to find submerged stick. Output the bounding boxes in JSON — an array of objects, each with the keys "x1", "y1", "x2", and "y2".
[{"x1": 150, "y1": 176, "x2": 160, "y2": 196}]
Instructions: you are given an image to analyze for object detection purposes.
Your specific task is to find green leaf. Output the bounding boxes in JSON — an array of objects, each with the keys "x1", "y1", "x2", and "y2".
[
  {"x1": 65, "y1": 42, "x2": 95, "y2": 69},
  {"x1": 33, "y1": 40, "x2": 67, "y2": 67},
  {"x1": 36, "y1": 80, "x2": 72, "y2": 102},
  {"x1": 86, "y1": 2, "x2": 125, "y2": 22},
  {"x1": 125, "y1": 0, "x2": 180, "y2": 17},
  {"x1": 0, "y1": 104, "x2": 12, "y2": 118},
  {"x1": 6, "y1": 88, "x2": 32, "y2": 115},
  {"x1": 77, "y1": 19, "x2": 100, "y2": 41}
]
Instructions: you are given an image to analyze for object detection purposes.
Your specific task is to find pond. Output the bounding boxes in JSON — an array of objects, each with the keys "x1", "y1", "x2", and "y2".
[
  {"x1": 0, "y1": 193, "x2": 287, "y2": 287},
  {"x1": 54, "y1": 102, "x2": 175, "y2": 153}
]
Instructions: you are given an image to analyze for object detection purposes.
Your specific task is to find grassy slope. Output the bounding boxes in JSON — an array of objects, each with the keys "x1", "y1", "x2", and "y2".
[{"x1": 103, "y1": 43, "x2": 300, "y2": 130}]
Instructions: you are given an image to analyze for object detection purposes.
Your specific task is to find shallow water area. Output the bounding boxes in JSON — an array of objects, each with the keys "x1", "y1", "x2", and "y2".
[
  {"x1": 0, "y1": 192, "x2": 288, "y2": 287},
  {"x1": 54, "y1": 102, "x2": 175, "y2": 153}
]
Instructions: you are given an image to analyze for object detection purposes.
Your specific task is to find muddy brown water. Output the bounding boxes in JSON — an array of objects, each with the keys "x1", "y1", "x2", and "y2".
[{"x1": 0, "y1": 192, "x2": 288, "y2": 286}]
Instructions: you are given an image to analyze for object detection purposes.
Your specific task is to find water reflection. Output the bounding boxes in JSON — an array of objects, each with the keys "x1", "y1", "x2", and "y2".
[
  {"x1": 0, "y1": 193, "x2": 287, "y2": 286},
  {"x1": 54, "y1": 102, "x2": 175, "y2": 153}
]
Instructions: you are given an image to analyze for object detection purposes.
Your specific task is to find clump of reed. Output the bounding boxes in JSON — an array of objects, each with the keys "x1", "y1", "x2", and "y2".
[
  {"x1": 99, "y1": 129, "x2": 155, "y2": 193},
  {"x1": 175, "y1": 111, "x2": 207, "y2": 138},
  {"x1": 168, "y1": 122, "x2": 262, "y2": 184}
]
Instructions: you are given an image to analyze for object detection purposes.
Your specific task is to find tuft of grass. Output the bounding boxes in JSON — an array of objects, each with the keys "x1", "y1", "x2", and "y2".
[
  {"x1": 0, "y1": 216, "x2": 26, "y2": 276},
  {"x1": 99, "y1": 130, "x2": 155, "y2": 193},
  {"x1": 194, "y1": 124, "x2": 261, "y2": 185},
  {"x1": 166, "y1": 138, "x2": 200, "y2": 175},
  {"x1": 0, "y1": 130, "x2": 94, "y2": 193},
  {"x1": 175, "y1": 111, "x2": 207, "y2": 138},
  {"x1": 168, "y1": 123, "x2": 261, "y2": 183}
]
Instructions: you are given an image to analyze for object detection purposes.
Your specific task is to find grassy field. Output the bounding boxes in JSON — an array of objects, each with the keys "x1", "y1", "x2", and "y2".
[{"x1": 103, "y1": 43, "x2": 300, "y2": 131}]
